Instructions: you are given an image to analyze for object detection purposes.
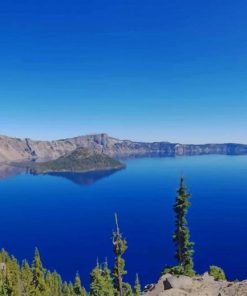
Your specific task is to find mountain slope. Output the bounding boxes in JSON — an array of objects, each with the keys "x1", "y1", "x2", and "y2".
[{"x1": 0, "y1": 133, "x2": 247, "y2": 163}]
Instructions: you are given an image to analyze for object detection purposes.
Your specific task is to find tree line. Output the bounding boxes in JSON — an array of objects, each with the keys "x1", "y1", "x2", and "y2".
[
  {"x1": 0, "y1": 177, "x2": 225, "y2": 296},
  {"x1": 0, "y1": 212, "x2": 141, "y2": 296},
  {"x1": 0, "y1": 211, "x2": 141, "y2": 296}
]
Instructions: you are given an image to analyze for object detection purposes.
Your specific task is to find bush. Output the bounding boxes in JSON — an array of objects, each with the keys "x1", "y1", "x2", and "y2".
[
  {"x1": 163, "y1": 265, "x2": 195, "y2": 277},
  {"x1": 209, "y1": 266, "x2": 226, "y2": 281}
]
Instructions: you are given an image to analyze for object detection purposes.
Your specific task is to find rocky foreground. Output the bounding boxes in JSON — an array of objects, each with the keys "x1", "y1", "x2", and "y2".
[
  {"x1": 143, "y1": 273, "x2": 247, "y2": 296},
  {"x1": 1, "y1": 133, "x2": 247, "y2": 163}
]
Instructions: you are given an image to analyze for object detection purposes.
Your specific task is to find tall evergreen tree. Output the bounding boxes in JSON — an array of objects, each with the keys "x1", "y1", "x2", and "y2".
[
  {"x1": 3, "y1": 255, "x2": 21, "y2": 296},
  {"x1": 31, "y1": 248, "x2": 47, "y2": 296},
  {"x1": 73, "y1": 273, "x2": 87, "y2": 296},
  {"x1": 90, "y1": 260, "x2": 114, "y2": 296},
  {"x1": 1, "y1": 268, "x2": 13, "y2": 296},
  {"x1": 46, "y1": 271, "x2": 63, "y2": 296},
  {"x1": 62, "y1": 282, "x2": 74, "y2": 296},
  {"x1": 173, "y1": 177, "x2": 194, "y2": 276},
  {"x1": 102, "y1": 260, "x2": 114, "y2": 296},
  {"x1": 112, "y1": 214, "x2": 127, "y2": 296},
  {"x1": 90, "y1": 262, "x2": 104, "y2": 296},
  {"x1": 5, "y1": 274, "x2": 13, "y2": 296},
  {"x1": 73, "y1": 273, "x2": 82, "y2": 296},
  {"x1": 21, "y1": 260, "x2": 32, "y2": 296},
  {"x1": 133, "y1": 274, "x2": 141, "y2": 296},
  {"x1": 0, "y1": 251, "x2": 10, "y2": 296}
]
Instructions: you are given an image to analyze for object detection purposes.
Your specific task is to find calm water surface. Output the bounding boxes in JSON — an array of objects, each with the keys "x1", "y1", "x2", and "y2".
[{"x1": 0, "y1": 155, "x2": 247, "y2": 286}]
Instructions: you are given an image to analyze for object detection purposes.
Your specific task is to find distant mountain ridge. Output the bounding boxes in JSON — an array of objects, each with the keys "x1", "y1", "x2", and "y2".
[{"x1": 0, "y1": 133, "x2": 247, "y2": 163}]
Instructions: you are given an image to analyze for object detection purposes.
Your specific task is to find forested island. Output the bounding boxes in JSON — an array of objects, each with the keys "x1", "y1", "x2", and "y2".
[
  {"x1": 29, "y1": 148, "x2": 124, "y2": 174},
  {"x1": 1, "y1": 178, "x2": 246, "y2": 296}
]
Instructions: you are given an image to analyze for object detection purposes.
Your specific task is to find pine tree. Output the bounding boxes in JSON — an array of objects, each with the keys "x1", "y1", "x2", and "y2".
[
  {"x1": 173, "y1": 177, "x2": 195, "y2": 276},
  {"x1": 133, "y1": 274, "x2": 141, "y2": 296},
  {"x1": 90, "y1": 260, "x2": 114, "y2": 296},
  {"x1": 0, "y1": 251, "x2": 9, "y2": 296},
  {"x1": 81, "y1": 287, "x2": 87, "y2": 296},
  {"x1": 73, "y1": 273, "x2": 86, "y2": 296},
  {"x1": 31, "y1": 248, "x2": 47, "y2": 296},
  {"x1": 102, "y1": 260, "x2": 114, "y2": 296},
  {"x1": 2, "y1": 268, "x2": 14, "y2": 296},
  {"x1": 122, "y1": 283, "x2": 133, "y2": 296},
  {"x1": 4, "y1": 256, "x2": 21, "y2": 296},
  {"x1": 112, "y1": 214, "x2": 127, "y2": 296},
  {"x1": 90, "y1": 262, "x2": 104, "y2": 296},
  {"x1": 46, "y1": 271, "x2": 63, "y2": 296},
  {"x1": 62, "y1": 282, "x2": 74, "y2": 296},
  {"x1": 21, "y1": 260, "x2": 32, "y2": 296}
]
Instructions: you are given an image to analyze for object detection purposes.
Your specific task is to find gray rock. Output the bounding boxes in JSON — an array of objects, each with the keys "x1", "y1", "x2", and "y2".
[
  {"x1": 159, "y1": 289, "x2": 188, "y2": 296},
  {"x1": 164, "y1": 275, "x2": 193, "y2": 291},
  {"x1": 143, "y1": 275, "x2": 247, "y2": 296},
  {"x1": 202, "y1": 272, "x2": 217, "y2": 283}
]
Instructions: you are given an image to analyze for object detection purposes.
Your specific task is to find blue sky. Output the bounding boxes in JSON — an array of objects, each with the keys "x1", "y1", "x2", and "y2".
[{"x1": 0, "y1": 0, "x2": 246, "y2": 143}]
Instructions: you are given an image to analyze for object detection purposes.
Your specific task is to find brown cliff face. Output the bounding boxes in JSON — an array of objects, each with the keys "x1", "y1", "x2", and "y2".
[
  {"x1": 0, "y1": 134, "x2": 110, "y2": 162},
  {"x1": 0, "y1": 133, "x2": 247, "y2": 163}
]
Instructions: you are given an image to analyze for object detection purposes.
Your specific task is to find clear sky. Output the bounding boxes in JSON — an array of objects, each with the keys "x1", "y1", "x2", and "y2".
[{"x1": 0, "y1": 0, "x2": 246, "y2": 143}]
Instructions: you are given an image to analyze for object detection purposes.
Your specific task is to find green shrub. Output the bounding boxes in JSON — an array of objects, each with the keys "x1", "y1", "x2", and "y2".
[
  {"x1": 209, "y1": 266, "x2": 226, "y2": 281},
  {"x1": 163, "y1": 265, "x2": 195, "y2": 277}
]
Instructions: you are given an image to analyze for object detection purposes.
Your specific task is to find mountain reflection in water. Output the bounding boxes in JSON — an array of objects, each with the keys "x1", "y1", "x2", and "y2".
[
  {"x1": 45, "y1": 168, "x2": 124, "y2": 186},
  {"x1": 0, "y1": 165, "x2": 25, "y2": 180}
]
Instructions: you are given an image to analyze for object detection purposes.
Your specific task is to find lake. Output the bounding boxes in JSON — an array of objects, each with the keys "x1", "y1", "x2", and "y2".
[{"x1": 0, "y1": 155, "x2": 247, "y2": 287}]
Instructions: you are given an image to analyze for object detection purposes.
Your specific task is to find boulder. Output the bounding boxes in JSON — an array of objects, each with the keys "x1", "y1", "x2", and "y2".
[
  {"x1": 201, "y1": 272, "x2": 218, "y2": 283},
  {"x1": 164, "y1": 275, "x2": 193, "y2": 291}
]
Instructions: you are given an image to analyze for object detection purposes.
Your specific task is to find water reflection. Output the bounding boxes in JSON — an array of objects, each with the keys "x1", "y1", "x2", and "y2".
[
  {"x1": 0, "y1": 164, "x2": 124, "y2": 185},
  {"x1": 46, "y1": 168, "x2": 124, "y2": 185},
  {"x1": 0, "y1": 165, "x2": 25, "y2": 180}
]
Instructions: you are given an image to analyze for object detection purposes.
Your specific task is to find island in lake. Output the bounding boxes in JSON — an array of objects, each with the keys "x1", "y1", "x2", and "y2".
[{"x1": 29, "y1": 147, "x2": 124, "y2": 174}]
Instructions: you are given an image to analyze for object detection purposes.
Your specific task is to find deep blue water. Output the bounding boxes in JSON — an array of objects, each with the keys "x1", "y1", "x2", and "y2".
[{"x1": 0, "y1": 155, "x2": 247, "y2": 287}]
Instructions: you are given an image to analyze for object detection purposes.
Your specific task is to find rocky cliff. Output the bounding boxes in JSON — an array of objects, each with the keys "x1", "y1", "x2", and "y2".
[
  {"x1": 143, "y1": 273, "x2": 247, "y2": 296},
  {"x1": 0, "y1": 133, "x2": 247, "y2": 163}
]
